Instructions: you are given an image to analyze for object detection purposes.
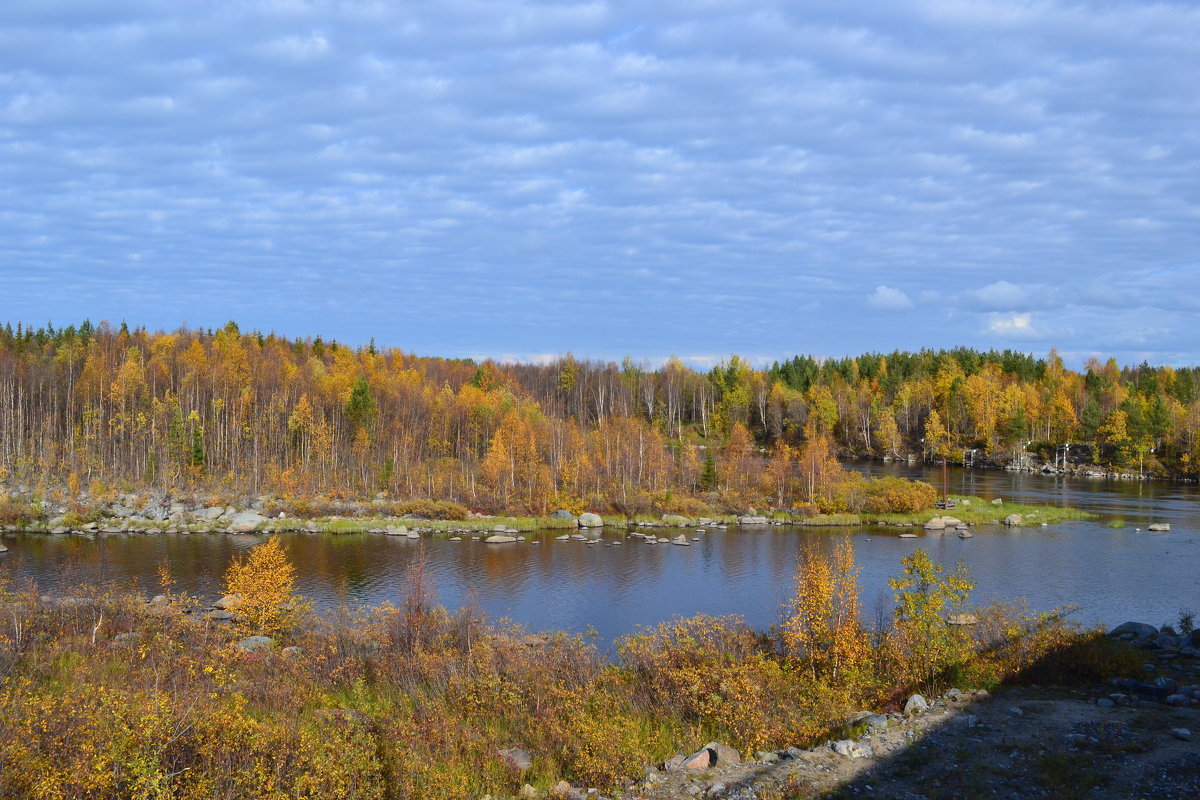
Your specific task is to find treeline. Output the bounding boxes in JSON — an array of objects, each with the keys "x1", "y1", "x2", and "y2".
[{"x1": 1, "y1": 320, "x2": 1198, "y2": 514}]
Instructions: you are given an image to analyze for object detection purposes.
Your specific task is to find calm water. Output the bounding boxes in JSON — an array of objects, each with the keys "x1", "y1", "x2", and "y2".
[{"x1": 2, "y1": 464, "x2": 1198, "y2": 650}]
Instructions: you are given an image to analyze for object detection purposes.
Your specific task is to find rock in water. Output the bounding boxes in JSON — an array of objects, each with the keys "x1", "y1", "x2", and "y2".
[
  {"x1": 578, "y1": 512, "x2": 603, "y2": 528},
  {"x1": 485, "y1": 534, "x2": 517, "y2": 543},
  {"x1": 1148, "y1": 523, "x2": 1171, "y2": 532},
  {"x1": 671, "y1": 534, "x2": 691, "y2": 546}
]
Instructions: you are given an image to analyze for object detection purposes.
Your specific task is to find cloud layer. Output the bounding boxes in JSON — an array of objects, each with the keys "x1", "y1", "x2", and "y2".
[{"x1": 1, "y1": 1, "x2": 1198, "y2": 366}]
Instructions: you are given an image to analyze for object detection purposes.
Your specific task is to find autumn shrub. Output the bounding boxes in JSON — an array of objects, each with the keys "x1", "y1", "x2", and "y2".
[
  {"x1": 223, "y1": 536, "x2": 304, "y2": 638},
  {"x1": 970, "y1": 603, "x2": 1144, "y2": 686},
  {"x1": 886, "y1": 549, "x2": 975, "y2": 692},
  {"x1": 0, "y1": 497, "x2": 42, "y2": 526},
  {"x1": 390, "y1": 498, "x2": 468, "y2": 520},
  {"x1": 781, "y1": 538, "x2": 869, "y2": 684}
]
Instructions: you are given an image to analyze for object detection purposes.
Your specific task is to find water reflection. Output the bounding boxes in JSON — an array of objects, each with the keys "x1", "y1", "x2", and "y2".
[{"x1": 2, "y1": 465, "x2": 1198, "y2": 648}]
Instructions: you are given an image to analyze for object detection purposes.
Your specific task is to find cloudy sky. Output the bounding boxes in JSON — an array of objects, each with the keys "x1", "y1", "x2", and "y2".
[{"x1": 2, "y1": 1, "x2": 1198, "y2": 367}]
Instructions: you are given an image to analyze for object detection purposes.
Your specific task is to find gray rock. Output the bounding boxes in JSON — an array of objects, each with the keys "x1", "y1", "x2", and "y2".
[
  {"x1": 1110, "y1": 621, "x2": 1158, "y2": 640},
  {"x1": 992, "y1": 498, "x2": 1003, "y2": 505},
  {"x1": 1147, "y1": 523, "x2": 1171, "y2": 532},
  {"x1": 737, "y1": 515, "x2": 768, "y2": 525},
  {"x1": 497, "y1": 747, "x2": 533, "y2": 771},
  {"x1": 550, "y1": 510, "x2": 577, "y2": 522},
  {"x1": 236, "y1": 635, "x2": 275, "y2": 651},
  {"x1": 671, "y1": 534, "x2": 692, "y2": 546},
  {"x1": 904, "y1": 694, "x2": 929, "y2": 713},
  {"x1": 1096, "y1": 698, "x2": 1116, "y2": 708},
  {"x1": 1003, "y1": 513, "x2": 1023, "y2": 526},
  {"x1": 923, "y1": 519, "x2": 946, "y2": 530},
  {"x1": 383, "y1": 525, "x2": 409, "y2": 535},
  {"x1": 229, "y1": 510, "x2": 265, "y2": 533},
  {"x1": 195, "y1": 506, "x2": 225, "y2": 521},
  {"x1": 1165, "y1": 693, "x2": 1189, "y2": 706},
  {"x1": 679, "y1": 741, "x2": 740, "y2": 770},
  {"x1": 831, "y1": 739, "x2": 873, "y2": 758},
  {"x1": 485, "y1": 534, "x2": 518, "y2": 543},
  {"x1": 578, "y1": 512, "x2": 603, "y2": 528},
  {"x1": 1171, "y1": 728, "x2": 1192, "y2": 741},
  {"x1": 213, "y1": 594, "x2": 241, "y2": 610},
  {"x1": 865, "y1": 713, "x2": 889, "y2": 731}
]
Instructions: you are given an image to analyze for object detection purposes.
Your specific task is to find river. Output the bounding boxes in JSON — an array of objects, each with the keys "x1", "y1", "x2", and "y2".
[{"x1": 2, "y1": 463, "x2": 1197, "y2": 650}]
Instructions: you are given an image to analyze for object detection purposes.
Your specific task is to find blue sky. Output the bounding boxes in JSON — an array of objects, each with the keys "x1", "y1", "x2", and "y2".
[{"x1": 1, "y1": 0, "x2": 1198, "y2": 368}]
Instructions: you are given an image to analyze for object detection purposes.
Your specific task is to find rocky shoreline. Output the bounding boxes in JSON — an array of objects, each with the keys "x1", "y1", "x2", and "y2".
[{"x1": 490, "y1": 621, "x2": 1200, "y2": 800}]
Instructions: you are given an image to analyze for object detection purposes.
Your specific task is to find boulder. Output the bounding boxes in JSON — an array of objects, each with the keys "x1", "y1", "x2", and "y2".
[
  {"x1": 737, "y1": 515, "x2": 768, "y2": 525},
  {"x1": 229, "y1": 511, "x2": 265, "y2": 533},
  {"x1": 550, "y1": 510, "x2": 577, "y2": 522},
  {"x1": 213, "y1": 594, "x2": 241, "y2": 611},
  {"x1": 923, "y1": 519, "x2": 946, "y2": 530},
  {"x1": 384, "y1": 526, "x2": 409, "y2": 535},
  {"x1": 1003, "y1": 514, "x2": 1023, "y2": 526},
  {"x1": 497, "y1": 747, "x2": 533, "y2": 771},
  {"x1": 1171, "y1": 728, "x2": 1193, "y2": 741},
  {"x1": 1148, "y1": 523, "x2": 1171, "y2": 532},
  {"x1": 904, "y1": 694, "x2": 929, "y2": 713},
  {"x1": 679, "y1": 741, "x2": 740, "y2": 770},
  {"x1": 485, "y1": 534, "x2": 518, "y2": 543},
  {"x1": 831, "y1": 739, "x2": 873, "y2": 758},
  {"x1": 938, "y1": 516, "x2": 963, "y2": 527},
  {"x1": 195, "y1": 506, "x2": 225, "y2": 521},
  {"x1": 578, "y1": 513, "x2": 603, "y2": 528},
  {"x1": 236, "y1": 635, "x2": 275, "y2": 651},
  {"x1": 992, "y1": 498, "x2": 1004, "y2": 505},
  {"x1": 864, "y1": 713, "x2": 889, "y2": 732},
  {"x1": 1109, "y1": 621, "x2": 1158, "y2": 640},
  {"x1": 671, "y1": 534, "x2": 692, "y2": 546}
]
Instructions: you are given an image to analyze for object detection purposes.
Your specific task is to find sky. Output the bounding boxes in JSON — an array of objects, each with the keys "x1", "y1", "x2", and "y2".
[{"x1": 1, "y1": 0, "x2": 1198, "y2": 369}]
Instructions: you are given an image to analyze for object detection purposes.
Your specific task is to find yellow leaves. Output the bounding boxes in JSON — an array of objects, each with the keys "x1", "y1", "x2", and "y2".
[
  {"x1": 223, "y1": 537, "x2": 299, "y2": 638},
  {"x1": 782, "y1": 539, "x2": 868, "y2": 683}
]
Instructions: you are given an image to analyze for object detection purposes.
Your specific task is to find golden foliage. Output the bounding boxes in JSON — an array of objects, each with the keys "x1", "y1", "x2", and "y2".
[{"x1": 223, "y1": 537, "x2": 299, "y2": 638}]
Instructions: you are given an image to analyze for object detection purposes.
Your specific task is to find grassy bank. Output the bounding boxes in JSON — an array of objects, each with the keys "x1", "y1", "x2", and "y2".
[{"x1": 0, "y1": 542, "x2": 1143, "y2": 800}]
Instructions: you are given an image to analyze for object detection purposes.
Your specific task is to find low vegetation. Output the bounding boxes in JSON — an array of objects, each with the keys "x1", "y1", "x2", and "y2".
[{"x1": 0, "y1": 540, "x2": 1143, "y2": 799}]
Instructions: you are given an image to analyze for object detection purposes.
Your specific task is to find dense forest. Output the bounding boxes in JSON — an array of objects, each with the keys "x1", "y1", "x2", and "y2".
[{"x1": 1, "y1": 320, "x2": 1198, "y2": 514}]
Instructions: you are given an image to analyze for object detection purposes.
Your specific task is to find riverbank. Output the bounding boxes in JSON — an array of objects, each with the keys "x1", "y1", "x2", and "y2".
[
  {"x1": 1, "y1": 561, "x2": 1193, "y2": 800},
  {"x1": 0, "y1": 487, "x2": 1096, "y2": 540}
]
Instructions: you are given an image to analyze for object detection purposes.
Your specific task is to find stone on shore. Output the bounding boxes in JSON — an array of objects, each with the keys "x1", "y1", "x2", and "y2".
[
  {"x1": 550, "y1": 510, "x2": 577, "y2": 523},
  {"x1": 924, "y1": 518, "x2": 946, "y2": 530},
  {"x1": 831, "y1": 739, "x2": 873, "y2": 758},
  {"x1": 679, "y1": 741, "x2": 740, "y2": 770},
  {"x1": 578, "y1": 512, "x2": 603, "y2": 528},
  {"x1": 1003, "y1": 513, "x2": 1023, "y2": 526},
  {"x1": 229, "y1": 510, "x2": 265, "y2": 533},
  {"x1": 904, "y1": 694, "x2": 929, "y2": 713},
  {"x1": 1109, "y1": 621, "x2": 1158, "y2": 640}
]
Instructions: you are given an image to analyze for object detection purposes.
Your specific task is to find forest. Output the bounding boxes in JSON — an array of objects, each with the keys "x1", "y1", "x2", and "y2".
[{"x1": 1, "y1": 320, "x2": 1198, "y2": 515}]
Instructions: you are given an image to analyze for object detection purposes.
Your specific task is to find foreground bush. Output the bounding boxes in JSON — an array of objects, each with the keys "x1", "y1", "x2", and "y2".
[{"x1": 0, "y1": 544, "x2": 1143, "y2": 800}]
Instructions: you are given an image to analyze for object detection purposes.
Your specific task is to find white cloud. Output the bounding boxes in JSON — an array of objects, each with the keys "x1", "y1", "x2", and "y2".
[
  {"x1": 984, "y1": 312, "x2": 1038, "y2": 338},
  {"x1": 866, "y1": 285, "x2": 914, "y2": 310},
  {"x1": 967, "y1": 280, "x2": 1036, "y2": 310}
]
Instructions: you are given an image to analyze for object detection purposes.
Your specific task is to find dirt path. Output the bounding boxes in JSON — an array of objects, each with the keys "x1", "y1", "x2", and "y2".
[{"x1": 629, "y1": 662, "x2": 1199, "y2": 800}]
